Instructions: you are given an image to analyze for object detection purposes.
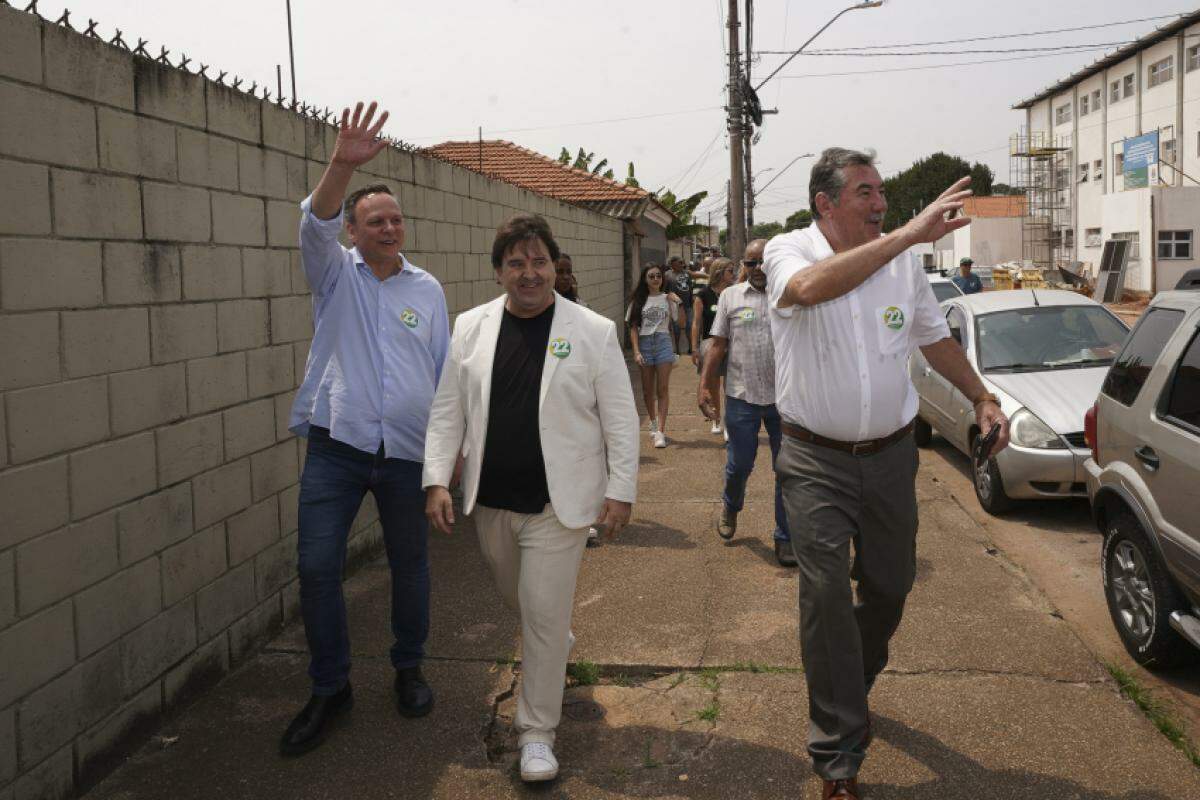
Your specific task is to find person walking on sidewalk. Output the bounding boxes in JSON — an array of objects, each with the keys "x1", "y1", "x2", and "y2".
[
  {"x1": 280, "y1": 101, "x2": 449, "y2": 756},
  {"x1": 627, "y1": 264, "x2": 684, "y2": 448},
  {"x1": 692, "y1": 259, "x2": 734, "y2": 435},
  {"x1": 666, "y1": 256, "x2": 695, "y2": 355},
  {"x1": 698, "y1": 240, "x2": 794, "y2": 566},
  {"x1": 764, "y1": 148, "x2": 1010, "y2": 800},
  {"x1": 423, "y1": 214, "x2": 639, "y2": 783}
]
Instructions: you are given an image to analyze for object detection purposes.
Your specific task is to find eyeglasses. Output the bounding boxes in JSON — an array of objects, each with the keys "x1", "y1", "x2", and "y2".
[
  {"x1": 743, "y1": 260, "x2": 763, "y2": 268},
  {"x1": 647, "y1": 274, "x2": 662, "y2": 280}
]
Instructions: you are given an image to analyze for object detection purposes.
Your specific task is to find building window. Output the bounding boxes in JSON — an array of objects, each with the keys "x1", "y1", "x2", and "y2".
[
  {"x1": 1158, "y1": 230, "x2": 1192, "y2": 259},
  {"x1": 1111, "y1": 80, "x2": 1121, "y2": 103},
  {"x1": 1148, "y1": 56, "x2": 1174, "y2": 88},
  {"x1": 1092, "y1": 89, "x2": 1102, "y2": 109},
  {"x1": 1113, "y1": 231, "x2": 1140, "y2": 261},
  {"x1": 1078, "y1": 163, "x2": 1089, "y2": 183},
  {"x1": 1123, "y1": 73, "x2": 1135, "y2": 98},
  {"x1": 1055, "y1": 102, "x2": 1072, "y2": 125},
  {"x1": 1086, "y1": 228, "x2": 1102, "y2": 247},
  {"x1": 1094, "y1": 158, "x2": 1103, "y2": 181},
  {"x1": 1189, "y1": 43, "x2": 1200, "y2": 72},
  {"x1": 1063, "y1": 228, "x2": 1075, "y2": 249},
  {"x1": 1080, "y1": 95, "x2": 1089, "y2": 116},
  {"x1": 1114, "y1": 151, "x2": 1124, "y2": 188},
  {"x1": 1161, "y1": 125, "x2": 1177, "y2": 164}
]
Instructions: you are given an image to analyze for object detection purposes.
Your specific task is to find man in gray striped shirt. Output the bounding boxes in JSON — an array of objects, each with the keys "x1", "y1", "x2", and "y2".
[{"x1": 698, "y1": 239, "x2": 793, "y2": 566}]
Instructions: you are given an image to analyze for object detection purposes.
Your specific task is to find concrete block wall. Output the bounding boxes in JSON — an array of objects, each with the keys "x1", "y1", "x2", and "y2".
[{"x1": 0, "y1": 8, "x2": 625, "y2": 799}]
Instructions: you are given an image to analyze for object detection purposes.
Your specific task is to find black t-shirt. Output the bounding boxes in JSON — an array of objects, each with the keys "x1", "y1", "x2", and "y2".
[
  {"x1": 697, "y1": 287, "x2": 720, "y2": 340},
  {"x1": 670, "y1": 271, "x2": 694, "y2": 307},
  {"x1": 476, "y1": 303, "x2": 554, "y2": 513}
]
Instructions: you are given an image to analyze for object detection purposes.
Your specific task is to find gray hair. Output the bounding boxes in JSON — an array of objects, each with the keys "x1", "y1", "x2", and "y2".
[{"x1": 809, "y1": 147, "x2": 877, "y2": 219}]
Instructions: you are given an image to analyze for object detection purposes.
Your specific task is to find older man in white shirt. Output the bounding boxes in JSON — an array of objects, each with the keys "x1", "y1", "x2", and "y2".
[{"x1": 764, "y1": 148, "x2": 1009, "y2": 800}]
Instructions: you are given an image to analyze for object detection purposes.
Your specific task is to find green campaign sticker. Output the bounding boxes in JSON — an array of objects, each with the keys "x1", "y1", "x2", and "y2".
[
  {"x1": 548, "y1": 337, "x2": 572, "y2": 359},
  {"x1": 401, "y1": 309, "x2": 419, "y2": 329},
  {"x1": 737, "y1": 308, "x2": 756, "y2": 321},
  {"x1": 882, "y1": 306, "x2": 905, "y2": 330}
]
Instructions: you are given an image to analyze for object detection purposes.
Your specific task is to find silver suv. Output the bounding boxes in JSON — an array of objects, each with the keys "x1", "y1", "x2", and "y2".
[{"x1": 1085, "y1": 287, "x2": 1200, "y2": 667}]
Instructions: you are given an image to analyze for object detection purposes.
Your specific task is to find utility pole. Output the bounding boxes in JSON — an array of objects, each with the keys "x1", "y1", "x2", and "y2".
[
  {"x1": 742, "y1": 0, "x2": 755, "y2": 236},
  {"x1": 726, "y1": 0, "x2": 746, "y2": 260}
]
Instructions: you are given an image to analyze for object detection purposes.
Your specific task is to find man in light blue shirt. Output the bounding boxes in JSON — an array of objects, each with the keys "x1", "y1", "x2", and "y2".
[{"x1": 281, "y1": 101, "x2": 449, "y2": 757}]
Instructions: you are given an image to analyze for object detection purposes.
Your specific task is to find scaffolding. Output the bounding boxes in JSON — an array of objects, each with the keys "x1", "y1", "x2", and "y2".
[{"x1": 1009, "y1": 131, "x2": 1072, "y2": 270}]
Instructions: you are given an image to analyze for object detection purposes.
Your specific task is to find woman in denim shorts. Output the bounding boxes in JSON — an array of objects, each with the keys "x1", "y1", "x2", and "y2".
[{"x1": 627, "y1": 264, "x2": 682, "y2": 448}]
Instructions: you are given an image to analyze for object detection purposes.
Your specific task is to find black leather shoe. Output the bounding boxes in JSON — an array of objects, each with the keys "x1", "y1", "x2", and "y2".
[
  {"x1": 775, "y1": 539, "x2": 798, "y2": 567},
  {"x1": 395, "y1": 666, "x2": 433, "y2": 718},
  {"x1": 279, "y1": 682, "x2": 353, "y2": 757}
]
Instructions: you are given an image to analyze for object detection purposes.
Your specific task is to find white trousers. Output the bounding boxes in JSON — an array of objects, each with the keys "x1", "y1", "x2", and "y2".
[{"x1": 473, "y1": 504, "x2": 588, "y2": 747}]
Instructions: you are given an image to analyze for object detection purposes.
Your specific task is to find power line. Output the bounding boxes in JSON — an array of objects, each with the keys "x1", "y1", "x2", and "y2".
[
  {"x1": 776, "y1": 48, "x2": 1116, "y2": 80},
  {"x1": 763, "y1": 41, "x2": 1138, "y2": 57},
  {"x1": 669, "y1": 127, "x2": 725, "y2": 192},
  {"x1": 758, "y1": 13, "x2": 1185, "y2": 53},
  {"x1": 407, "y1": 105, "x2": 722, "y2": 142}
]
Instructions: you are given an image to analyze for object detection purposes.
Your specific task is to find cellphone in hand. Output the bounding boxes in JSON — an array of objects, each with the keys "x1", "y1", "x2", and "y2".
[{"x1": 974, "y1": 423, "x2": 1001, "y2": 467}]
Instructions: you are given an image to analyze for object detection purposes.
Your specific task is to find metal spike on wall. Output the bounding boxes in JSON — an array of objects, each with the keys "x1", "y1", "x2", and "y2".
[
  {"x1": 178, "y1": 53, "x2": 191, "y2": 70},
  {"x1": 132, "y1": 38, "x2": 149, "y2": 58},
  {"x1": 84, "y1": 19, "x2": 99, "y2": 38},
  {"x1": 109, "y1": 29, "x2": 128, "y2": 49},
  {"x1": 53, "y1": 9, "x2": 71, "y2": 28}
]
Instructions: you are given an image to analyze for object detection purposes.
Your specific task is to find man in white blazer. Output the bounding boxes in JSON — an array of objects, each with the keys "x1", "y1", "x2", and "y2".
[{"x1": 424, "y1": 214, "x2": 639, "y2": 782}]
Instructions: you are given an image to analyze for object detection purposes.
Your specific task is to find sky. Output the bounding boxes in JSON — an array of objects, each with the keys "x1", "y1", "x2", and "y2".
[{"x1": 29, "y1": 1, "x2": 1197, "y2": 225}]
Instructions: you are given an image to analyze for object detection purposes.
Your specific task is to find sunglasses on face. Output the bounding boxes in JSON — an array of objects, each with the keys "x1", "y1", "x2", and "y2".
[
  {"x1": 647, "y1": 274, "x2": 662, "y2": 280},
  {"x1": 743, "y1": 260, "x2": 763, "y2": 268}
]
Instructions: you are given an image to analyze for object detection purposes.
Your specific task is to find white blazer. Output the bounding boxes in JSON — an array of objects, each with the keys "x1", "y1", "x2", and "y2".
[{"x1": 422, "y1": 294, "x2": 639, "y2": 529}]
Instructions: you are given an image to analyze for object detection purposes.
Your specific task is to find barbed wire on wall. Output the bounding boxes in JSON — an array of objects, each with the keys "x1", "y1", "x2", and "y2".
[{"x1": 0, "y1": 0, "x2": 421, "y2": 152}]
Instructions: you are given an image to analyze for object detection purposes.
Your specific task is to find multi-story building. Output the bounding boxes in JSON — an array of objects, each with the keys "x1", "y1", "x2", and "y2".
[{"x1": 1014, "y1": 11, "x2": 1200, "y2": 294}]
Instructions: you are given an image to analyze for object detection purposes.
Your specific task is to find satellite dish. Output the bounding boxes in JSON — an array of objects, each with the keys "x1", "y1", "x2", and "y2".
[{"x1": 742, "y1": 78, "x2": 763, "y2": 127}]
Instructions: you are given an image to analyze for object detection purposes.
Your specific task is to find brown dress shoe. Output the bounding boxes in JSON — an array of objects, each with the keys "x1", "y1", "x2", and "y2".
[{"x1": 822, "y1": 777, "x2": 860, "y2": 800}]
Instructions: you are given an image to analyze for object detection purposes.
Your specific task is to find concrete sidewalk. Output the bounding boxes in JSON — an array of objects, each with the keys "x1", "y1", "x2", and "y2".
[{"x1": 85, "y1": 361, "x2": 1200, "y2": 799}]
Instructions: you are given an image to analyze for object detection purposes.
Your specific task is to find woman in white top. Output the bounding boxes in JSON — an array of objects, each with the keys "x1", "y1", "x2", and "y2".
[{"x1": 627, "y1": 263, "x2": 683, "y2": 447}]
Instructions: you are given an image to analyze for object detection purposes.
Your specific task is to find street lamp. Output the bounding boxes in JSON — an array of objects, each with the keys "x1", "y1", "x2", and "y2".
[
  {"x1": 727, "y1": 1, "x2": 883, "y2": 259},
  {"x1": 755, "y1": 2, "x2": 886, "y2": 92},
  {"x1": 757, "y1": 153, "x2": 815, "y2": 195}
]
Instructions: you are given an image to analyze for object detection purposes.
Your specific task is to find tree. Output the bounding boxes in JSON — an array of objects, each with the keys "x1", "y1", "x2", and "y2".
[
  {"x1": 991, "y1": 183, "x2": 1024, "y2": 196},
  {"x1": 749, "y1": 221, "x2": 784, "y2": 241},
  {"x1": 880, "y1": 152, "x2": 996, "y2": 231},
  {"x1": 557, "y1": 145, "x2": 617, "y2": 180},
  {"x1": 784, "y1": 208, "x2": 812, "y2": 231},
  {"x1": 656, "y1": 188, "x2": 710, "y2": 240},
  {"x1": 624, "y1": 162, "x2": 639, "y2": 188}
]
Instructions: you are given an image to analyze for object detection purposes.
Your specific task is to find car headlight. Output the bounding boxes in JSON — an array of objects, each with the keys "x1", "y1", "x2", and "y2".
[{"x1": 1008, "y1": 408, "x2": 1066, "y2": 449}]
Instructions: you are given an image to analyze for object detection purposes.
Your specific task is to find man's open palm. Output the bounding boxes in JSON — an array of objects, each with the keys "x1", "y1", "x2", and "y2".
[
  {"x1": 902, "y1": 176, "x2": 973, "y2": 244},
  {"x1": 332, "y1": 101, "x2": 390, "y2": 168}
]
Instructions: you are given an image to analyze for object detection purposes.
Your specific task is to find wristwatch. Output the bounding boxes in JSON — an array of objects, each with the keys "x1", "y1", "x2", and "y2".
[{"x1": 972, "y1": 392, "x2": 1000, "y2": 408}]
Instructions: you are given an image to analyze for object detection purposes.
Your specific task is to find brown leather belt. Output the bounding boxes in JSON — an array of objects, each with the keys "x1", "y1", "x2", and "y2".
[{"x1": 780, "y1": 419, "x2": 915, "y2": 457}]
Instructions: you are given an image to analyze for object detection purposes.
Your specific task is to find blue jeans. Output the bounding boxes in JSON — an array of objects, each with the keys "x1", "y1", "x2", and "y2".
[
  {"x1": 723, "y1": 396, "x2": 790, "y2": 542},
  {"x1": 297, "y1": 427, "x2": 430, "y2": 695}
]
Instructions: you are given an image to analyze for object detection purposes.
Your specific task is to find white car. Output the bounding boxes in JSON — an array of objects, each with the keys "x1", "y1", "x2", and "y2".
[
  {"x1": 927, "y1": 274, "x2": 964, "y2": 304},
  {"x1": 911, "y1": 289, "x2": 1130, "y2": 514}
]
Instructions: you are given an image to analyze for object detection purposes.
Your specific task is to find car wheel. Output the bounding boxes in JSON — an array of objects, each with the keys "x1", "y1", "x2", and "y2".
[
  {"x1": 1102, "y1": 513, "x2": 1195, "y2": 669},
  {"x1": 971, "y1": 432, "x2": 1013, "y2": 515},
  {"x1": 913, "y1": 417, "x2": 932, "y2": 447}
]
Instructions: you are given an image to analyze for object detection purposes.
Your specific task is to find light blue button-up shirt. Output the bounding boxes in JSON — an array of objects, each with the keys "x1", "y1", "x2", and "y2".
[{"x1": 288, "y1": 195, "x2": 449, "y2": 461}]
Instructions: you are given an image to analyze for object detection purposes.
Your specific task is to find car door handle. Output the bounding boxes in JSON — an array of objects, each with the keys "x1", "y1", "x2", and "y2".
[{"x1": 1134, "y1": 445, "x2": 1160, "y2": 472}]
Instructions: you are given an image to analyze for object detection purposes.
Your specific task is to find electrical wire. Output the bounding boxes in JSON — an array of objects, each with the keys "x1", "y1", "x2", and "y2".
[
  {"x1": 406, "y1": 106, "x2": 722, "y2": 142},
  {"x1": 755, "y1": 13, "x2": 1186, "y2": 53},
  {"x1": 776, "y1": 48, "x2": 1117, "y2": 80},
  {"x1": 669, "y1": 128, "x2": 725, "y2": 193},
  {"x1": 782, "y1": 42, "x2": 1138, "y2": 57}
]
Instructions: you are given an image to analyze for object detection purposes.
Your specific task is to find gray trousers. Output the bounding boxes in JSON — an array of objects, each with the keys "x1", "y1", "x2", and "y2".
[{"x1": 777, "y1": 431, "x2": 919, "y2": 780}]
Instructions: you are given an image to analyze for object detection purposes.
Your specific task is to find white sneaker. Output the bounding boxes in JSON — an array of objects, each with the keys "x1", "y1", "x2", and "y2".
[
  {"x1": 648, "y1": 419, "x2": 659, "y2": 434},
  {"x1": 520, "y1": 742, "x2": 559, "y2": 782},
  {"x1": 652, "y1": 430, "x2": 667, "y2": 448},
  {"x1": 711, "y1": 421, "x2": 722, "y2": 435}
]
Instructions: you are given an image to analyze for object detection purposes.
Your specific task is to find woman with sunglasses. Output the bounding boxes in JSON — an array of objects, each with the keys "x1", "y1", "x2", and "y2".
[
  {"x1": 691, "y1": 259, "x2": 735, "y2": 435},
  {"x1": 626, "y1": 264, "x2": 684, "y2": 448}
]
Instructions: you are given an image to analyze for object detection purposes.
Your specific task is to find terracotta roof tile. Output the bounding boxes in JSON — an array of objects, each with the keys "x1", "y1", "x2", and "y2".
[
  {"x1": 423, "y1": 140, "x2": 649, "y2": 203},
  {"x1": 963, "y1": 195, "x2": 1026, "y2": 218}
]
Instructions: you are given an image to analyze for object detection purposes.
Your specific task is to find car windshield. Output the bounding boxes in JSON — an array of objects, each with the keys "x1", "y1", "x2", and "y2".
[
  {"x1": 976, "y1": 305, "x2": 1129, "y2": 372},
  {"x1": 930, "y1": 282, "x2": 962, "y2": 303}
]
